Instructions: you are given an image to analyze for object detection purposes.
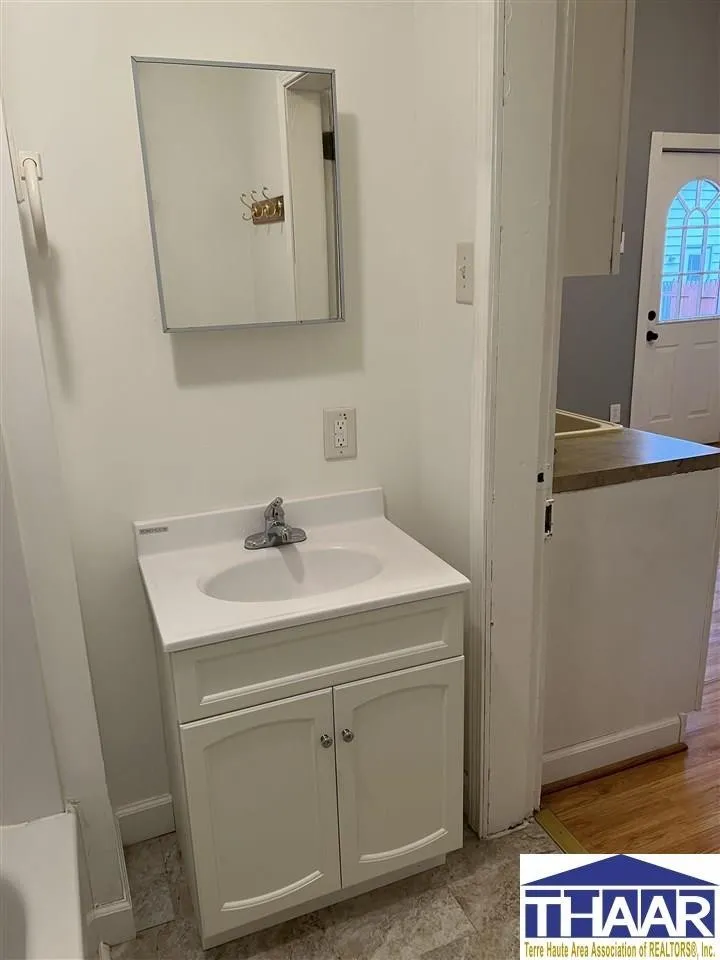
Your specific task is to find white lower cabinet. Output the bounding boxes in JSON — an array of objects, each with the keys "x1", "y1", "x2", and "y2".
[
  {"x1": 334, "y1": 658, "x2": 464, "y2": 887},
  {"x1": 178, "y1": 656, "x2": 464, "y2": 944},
  {"x1": 543, "y1": 470, "x2": 720, "y2": 784}
]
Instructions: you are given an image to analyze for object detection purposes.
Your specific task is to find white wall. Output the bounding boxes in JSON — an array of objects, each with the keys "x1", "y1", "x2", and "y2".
[
  {"x1": 2, "y1": 0, "x2": 486, "y2": 820},
  {"x1": 0, "y1": 433, "x2": 63, "y2": 826},
  {"x1": 412, "y1": 2, "x2": 480, "y2": 578}
]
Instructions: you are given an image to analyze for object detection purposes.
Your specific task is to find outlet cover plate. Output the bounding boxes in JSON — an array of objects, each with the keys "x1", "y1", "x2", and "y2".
[
  {"x1": 609, "y1": 403, "x2": 622, "y2": 424},
  {"x1": 324, "y1": 407, "x2": 357, "y2": 460}
]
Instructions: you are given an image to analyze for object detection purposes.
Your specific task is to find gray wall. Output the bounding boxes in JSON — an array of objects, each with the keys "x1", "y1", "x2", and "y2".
[{"x1": 557, "y1": 0, "x2": 720, "y2": 424}]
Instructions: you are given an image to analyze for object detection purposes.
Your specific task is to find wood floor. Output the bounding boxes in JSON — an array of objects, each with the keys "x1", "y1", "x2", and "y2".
[{"x1": 543, "y1": 558, "x2": 720, "y2": 854}]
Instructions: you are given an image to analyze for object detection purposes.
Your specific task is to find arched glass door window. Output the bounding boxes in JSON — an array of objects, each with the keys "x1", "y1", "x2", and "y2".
[{"x1": 660, "y1": 178, "x2": 720, "y2": 321}]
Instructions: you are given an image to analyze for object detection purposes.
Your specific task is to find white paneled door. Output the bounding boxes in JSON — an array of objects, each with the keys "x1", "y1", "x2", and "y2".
[
  {"x1": 631, "y1": 133, "x2": 720, "y2": 443},
  {"x1": 333, "y1": 658, "x2": 464, "y2": 888},
  {"x1": 180, "y1": 689, "x2": 341, "y2": 938}
]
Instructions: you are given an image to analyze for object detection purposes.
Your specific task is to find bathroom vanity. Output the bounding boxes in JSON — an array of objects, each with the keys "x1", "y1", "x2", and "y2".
[{"x1": 136, "y1": 490, "x2": 468, "y2": 948}]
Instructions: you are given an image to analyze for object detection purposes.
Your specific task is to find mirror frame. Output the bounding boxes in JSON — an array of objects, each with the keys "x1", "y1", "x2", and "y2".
[{"x1": 131, "y1": 57, "x2": 345, "y2": 332}]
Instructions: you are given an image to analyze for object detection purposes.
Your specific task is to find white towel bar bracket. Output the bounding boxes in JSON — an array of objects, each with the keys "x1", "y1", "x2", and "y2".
[
  {"x1": 19, "y1": 149, "x2": 43, "y2": 180},
  {"x1": 18, "y1": 150, "x2": 48, "y2": 256}
]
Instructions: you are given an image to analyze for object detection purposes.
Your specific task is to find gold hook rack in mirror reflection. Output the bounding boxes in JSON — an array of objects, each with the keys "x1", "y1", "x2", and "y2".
[
  {"x1": 241, "y1": 188, "x2": 285, "y2": 225},
  {"x1": 240, "y1": 193, "x2": 254, "y2": 221}
]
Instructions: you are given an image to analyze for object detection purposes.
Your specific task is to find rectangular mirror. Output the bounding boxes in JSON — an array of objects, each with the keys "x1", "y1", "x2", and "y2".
[{"x1": 132, "y1": 58, "x2": 343, "y2": 331}]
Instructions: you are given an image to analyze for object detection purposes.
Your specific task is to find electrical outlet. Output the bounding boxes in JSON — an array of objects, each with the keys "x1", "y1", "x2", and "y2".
[
  {"x1": 324, "y1": 408, "x2": 357, "y2": 460},
  {"x1": 609, "y1": 403, "x2": 622, "y2": 424},
  {"x1": 456, "y1": 242, "x2": 474, "y2": 305}
]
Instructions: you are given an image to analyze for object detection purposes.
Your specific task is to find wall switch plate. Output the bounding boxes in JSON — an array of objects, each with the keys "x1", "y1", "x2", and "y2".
[
  {"x1": 456, "y1": 242, "x2": 474, "y2": 305},
  {"x1": 609, "y1": 403, "x2": 622, "y2": 424},
  {"x1": 324, "y1": 408, "x2": 357, "y2": 460}
]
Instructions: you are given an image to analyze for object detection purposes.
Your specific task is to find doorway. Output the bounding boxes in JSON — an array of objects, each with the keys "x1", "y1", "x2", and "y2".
[{"x1": 630, "y1": 132, "x2": 720, "y2": 443}]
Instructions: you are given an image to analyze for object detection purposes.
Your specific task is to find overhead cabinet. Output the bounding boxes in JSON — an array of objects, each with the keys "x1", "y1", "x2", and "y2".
[{"x1": 563, "y1": 0, "x2": 635, "y2": 276}]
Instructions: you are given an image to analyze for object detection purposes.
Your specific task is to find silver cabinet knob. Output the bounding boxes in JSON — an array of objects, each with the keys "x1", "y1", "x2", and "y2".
[
  {"x1": 341, "y1": 728, "x2": 355, "y2": 743},
  {"x1": 320, "y1": 734, "x2": 334, "y2": 748}
]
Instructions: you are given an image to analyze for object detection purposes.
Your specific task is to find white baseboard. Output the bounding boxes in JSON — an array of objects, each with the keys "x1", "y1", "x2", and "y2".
[
  {"x1": 88, "y1": 813, "x2": 136, "y2": 946},
  {"x1": 115, "y1": 793, "x2": 175, "y2": 846},
  {"x1": 542, "y1": 715, "x2": 683, "y2": 785}
]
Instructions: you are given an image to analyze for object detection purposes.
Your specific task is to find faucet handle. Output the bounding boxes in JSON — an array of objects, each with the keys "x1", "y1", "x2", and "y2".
[{"x1": 264, "y1": 497, "x2": 285, "y2": 522}]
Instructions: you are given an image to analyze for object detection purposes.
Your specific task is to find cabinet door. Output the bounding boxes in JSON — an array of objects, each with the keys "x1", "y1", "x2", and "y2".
[
  {"x1": 180, "y1": 689, "x2": 340, "y2": 939},
  {"x1": 334, "y1": 657, "x2": 464, "y2": 888}
]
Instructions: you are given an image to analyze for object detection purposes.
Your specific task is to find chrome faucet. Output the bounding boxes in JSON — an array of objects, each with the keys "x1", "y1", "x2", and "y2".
[{"x1": 244, "y1": 497, "x2": 307, "y2": 550}]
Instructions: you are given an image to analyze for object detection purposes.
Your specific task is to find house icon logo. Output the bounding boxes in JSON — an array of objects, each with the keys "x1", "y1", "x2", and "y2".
[{"x1": 521, "y1": 854, "x2": 719, "y2": 942}]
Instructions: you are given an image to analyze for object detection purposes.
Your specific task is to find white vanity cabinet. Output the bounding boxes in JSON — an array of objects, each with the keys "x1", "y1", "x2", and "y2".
[{"x1": 157, "y1": 594, "x2": 465, "y2": 949}]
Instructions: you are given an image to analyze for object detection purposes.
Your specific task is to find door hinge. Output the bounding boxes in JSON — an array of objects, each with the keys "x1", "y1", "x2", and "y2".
[{"x1": 544, "y1": 498, "x2": 554, "y2": 539}]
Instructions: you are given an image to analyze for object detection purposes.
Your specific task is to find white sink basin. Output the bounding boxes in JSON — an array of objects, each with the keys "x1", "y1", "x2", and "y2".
[
  {"x1": 135, "y1": 489, "x2": 470, "y2": 651},
  {"x1": 555, "y1": 409, "x2": 622, "y2": 438},
  {"x1": 200, "y1": 547, "x2": 383, "y2": 603}
]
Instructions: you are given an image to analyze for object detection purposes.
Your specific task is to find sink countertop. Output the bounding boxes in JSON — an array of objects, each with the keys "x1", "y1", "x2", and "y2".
[
  {"x1": 136, "y1": 489, "x2": 469, "y2": 653},
  {"x1": 553, "y1": 428, "x2": 720, "y2": 494}
]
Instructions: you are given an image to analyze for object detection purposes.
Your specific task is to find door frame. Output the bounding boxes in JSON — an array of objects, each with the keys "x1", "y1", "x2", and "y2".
[
  {"x1": 630, "y1": 131, "x2": 720, "y2": 432},
  {"x1": 467, "y1": 0, "x2": 572, "y2": 834}
]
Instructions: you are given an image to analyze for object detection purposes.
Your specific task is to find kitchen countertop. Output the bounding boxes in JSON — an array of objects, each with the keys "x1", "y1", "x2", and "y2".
[{"x1": 553, "y1": 428, "x2": 720, "y2": 493}]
